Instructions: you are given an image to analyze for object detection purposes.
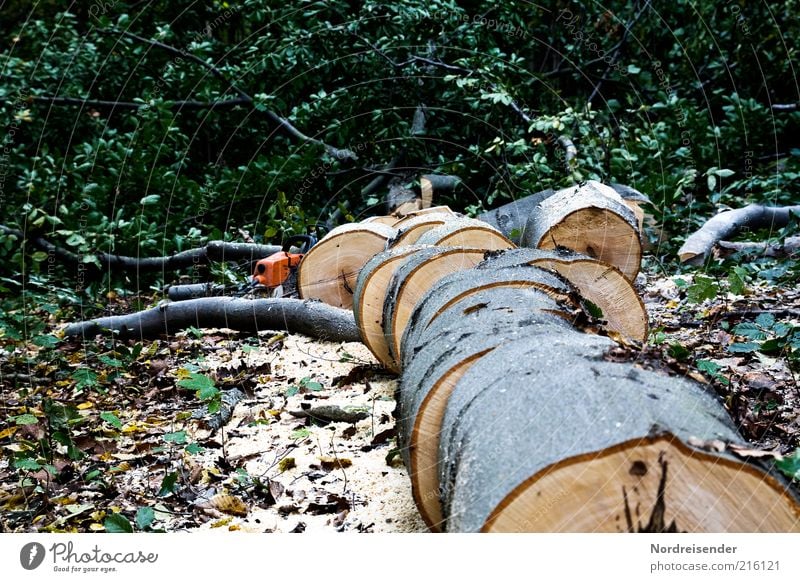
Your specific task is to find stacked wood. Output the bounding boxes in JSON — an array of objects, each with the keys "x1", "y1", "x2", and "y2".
[
  {"x1": 296, "y1": 185, "x2": 800, "y2": 533},
  {"x1": 297, "y1": 222, "x2": 396, "y2": 309},
  {"x1": 521, "y1": 181, "x2": 642, "y2": 281},
  {"x1": 388, "y1": 255, "x2": 800, "y2": 531}
]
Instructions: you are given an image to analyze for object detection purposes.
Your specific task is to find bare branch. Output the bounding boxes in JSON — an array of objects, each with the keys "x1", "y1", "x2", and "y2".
[
  {"x1": 64, "y1": 297, "x2": 360, "y2": 343},
  {"x1": 0, "y1": 224, "x2": 280, "y2": 275}
]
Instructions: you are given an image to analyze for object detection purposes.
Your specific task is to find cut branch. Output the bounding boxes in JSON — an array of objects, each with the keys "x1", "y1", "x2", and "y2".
[
  {"x1": 678, "y1": 205, "x2": 800, "y2": 264},
  {"x1": 64, "y1": 297, "x2": 359, "y2": 342},
  {"x1": 716, "y1": 236, "x2": 800, "y2": 258},
  {"x1": 0, "y1": 225, "x2": 280, "y2": 275}
]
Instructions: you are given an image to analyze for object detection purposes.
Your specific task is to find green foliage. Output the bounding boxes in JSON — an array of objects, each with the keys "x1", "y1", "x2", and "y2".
[
  {"x1": 158, "y1": 472, "x2": 179, "y2": 497},
  {"x1": 696, "y1": 359, "x2": 730, "y2": 385},
  {"x1": 777, "y1": 450, "x2": 800, "y2": 482},
  {"x1": 135, "y1": 507, "x2": 156, "y2": 531},
  {"x1": 99, "y1": 412, "x2": 123, "y2": 430},
  {"x1": 728, "y1": 314, "x2": 800, "y2": 369},
  {"x1": 178, "y1": 371, "x2": 221, "y2": 413},
  {"x1": 104, "y1": 513, "x2": 134, "y2": 533},
  {"x1": 1, "y1": 0, "x2": 798, "y2": 290}
]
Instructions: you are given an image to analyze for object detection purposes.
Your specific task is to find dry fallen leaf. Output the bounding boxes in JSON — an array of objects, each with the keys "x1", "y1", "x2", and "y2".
[{"x1": 209, "y1": 493, "x2": 248, "y2": 517}]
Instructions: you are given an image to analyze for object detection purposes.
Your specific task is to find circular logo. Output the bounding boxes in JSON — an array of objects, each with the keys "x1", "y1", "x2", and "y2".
[{"x1": 20, "y1": 542, "x2": 46, "y2": 570}]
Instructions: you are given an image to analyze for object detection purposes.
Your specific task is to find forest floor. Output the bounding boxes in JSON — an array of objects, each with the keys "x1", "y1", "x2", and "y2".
[{"x1": 0, "y1": 271, "x2": 798, "y2": 533}]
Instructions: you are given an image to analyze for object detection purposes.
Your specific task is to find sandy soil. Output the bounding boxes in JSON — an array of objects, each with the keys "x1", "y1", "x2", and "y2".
[{"x1": 182, "y1": 334, "x2": 427, "y2": 533}]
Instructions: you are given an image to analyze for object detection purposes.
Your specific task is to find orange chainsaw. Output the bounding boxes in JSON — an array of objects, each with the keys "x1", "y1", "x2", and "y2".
[{"x1": 251, "y1": 234, "x2": 316, "y2": 297}]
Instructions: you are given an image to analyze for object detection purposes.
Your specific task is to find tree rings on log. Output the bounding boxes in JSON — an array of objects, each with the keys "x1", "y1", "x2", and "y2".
[
  {"x1": 400, "y1": 265, "x2": 578, "y2": 369},
  {"x1": 522, "y1": 181, "x2": 642, "y2": 281},
  {"x1": 415, "y1": 217, "x2": 515, "y2": 251},
  {"x1": 480, "y1": 248, "x2": 648, "y2": 344},
  {"x1": 297, "y1": 222, "x2": 396, "y2": 309},
  {"x1": 391, "y1": 213, "x2": 458, "y2": 247},
  {"x1": 400, "y1": 290, "x2": 574, "y2": 530},
  {"x1": 437, "y1": 337, "x2": 800, "y2": 532},
  {"x1": 353, "y1": 245, "x2": 432, "y2": 371},
  {"x1": 382, "y1": 246, "x2": 489, "y2": 367}
]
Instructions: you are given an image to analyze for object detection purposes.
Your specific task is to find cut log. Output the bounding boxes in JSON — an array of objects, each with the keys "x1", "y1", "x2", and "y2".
[
  {"x1": 382, "y1": 247, "x2": 489, "y2": 368},
  {"x1": 522, "y1": 181, "x2": 642, "y2": 281},
  {"x1": 353, "y1": 245, "x2": 431, "y2": 371},
  {"x1": 478, "y1": 248, "x2": 648, "y2": 343},
  {"x1": 63, "y1": 297, "x2": 360, "y2": 343},
  {"x1": 297, "y1": 222, "x2": 396, "y2": 309},
  {"x1": 678, "y1": 204, "x2": 800, "y2": 264},
  {"x1": 391, "y1": 213, "x2": 458, "y2": 247},
  {"x1": 399, "y1": 289, "x2": 574, "y2": 530},
  {"x1": 437, "y1": 336, "x2": 800, "y2": 532},
  {"x1": 420, "y1": 175, "x2": 461, "y2": 208},
  {"x1": 475, "y1": 183, "x2": 648, "y2": 243},
  {"x1": 400, "y1": 265, "x2": 578, "y2": 369},
  {"x1": 476, "y1": 189, "x2": 555, "y2": 243},
  {"x1": 415, "y1": 217, "x2": 516, "y2": 251}
]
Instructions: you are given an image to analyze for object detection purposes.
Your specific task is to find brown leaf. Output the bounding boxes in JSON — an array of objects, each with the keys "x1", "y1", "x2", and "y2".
[
  {"x1": 371, "y1": 427, "x2": 395, "y2": 446},
  {"x1": 209, "y1": 493, "x2": 248, "y2": 517},
  {"x1": 305, "y1": 493, "x2": 350, "y2": 515},
  {"x1": 320, "y1": 456, "x2": 352, "y2": 471}
]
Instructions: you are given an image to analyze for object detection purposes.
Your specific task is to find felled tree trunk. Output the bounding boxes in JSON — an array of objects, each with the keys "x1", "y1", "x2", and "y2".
[
  {"x1": 678, "y1": 205, "x2": 800, "y2": 264},
  {"x1": 392, "y1": 213, "x2": 458, "y2": 247},
  {"x1": 478, "y1": 248, "x2": 648, "y2": 343},
  {"x1": 353, "y1": 246, "x2": 429, "y2": 371},
  {"x1": 64, "y1": 297, "x2": 360, "y2": 342},
  {"x1": 346, "y1": 241, "x2": 800, "y2": 532},
  {"x1": 399, "y1": 284, "x2": 575, "y2": 530},
  {"x1": 381, "y1": 246, "x2": 492, "y2": 369}
]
